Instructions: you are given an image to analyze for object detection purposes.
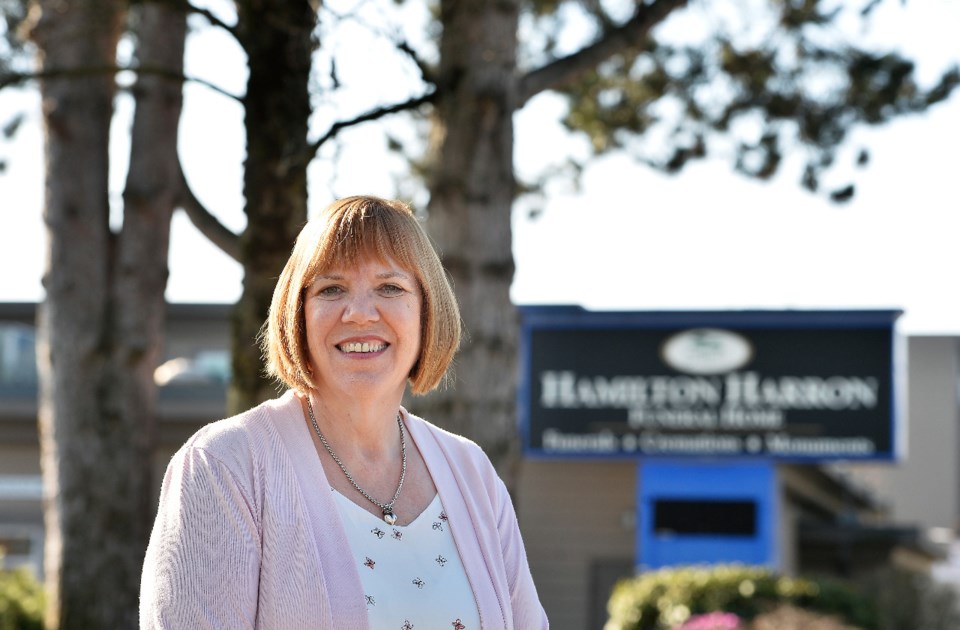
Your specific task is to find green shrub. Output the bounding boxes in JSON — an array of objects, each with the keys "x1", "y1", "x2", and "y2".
[
  {"x1": 605, "y1": 565, "x2": 876, "y2": 630},
  {"x1": 0, "y1": 560, "x2": 44, "y2": 630}
]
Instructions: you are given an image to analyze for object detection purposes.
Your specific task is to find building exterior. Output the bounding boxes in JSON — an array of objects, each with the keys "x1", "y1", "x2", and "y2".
[
  {"x1": 0, "y1": 302, "x2": 230, "y2": 575},
  {"x1": 0, "y1": 303, "x2": 957, "y2": 630},
  {"x1": 515, "y1": 314, "x2": 958, "y2": 629}
]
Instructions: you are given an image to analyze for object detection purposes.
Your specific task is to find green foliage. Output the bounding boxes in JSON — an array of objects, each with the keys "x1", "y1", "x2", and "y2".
[
  {"x1": 0, "y1": 561, "x2": 44, "y2": 630},
  {"x1": 605, "y1": 565, "x2": 877, "y2": 630},
  {"x1": 555, "y1": 0, "x2": 960, "y2": 201}
]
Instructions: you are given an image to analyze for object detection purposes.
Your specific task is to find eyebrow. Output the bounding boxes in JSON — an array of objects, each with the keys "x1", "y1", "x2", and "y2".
[
  {"x1": 312, "y1": 270, "x2": 413, "y2": 281},
  {"x1": 376, "y1": 270, "x2": 413, "y2": 280}
]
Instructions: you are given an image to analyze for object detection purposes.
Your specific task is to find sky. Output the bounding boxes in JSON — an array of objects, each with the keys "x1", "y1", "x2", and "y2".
[{"x1": 1, "y1": 0, "x2": 959, "y2": 335}]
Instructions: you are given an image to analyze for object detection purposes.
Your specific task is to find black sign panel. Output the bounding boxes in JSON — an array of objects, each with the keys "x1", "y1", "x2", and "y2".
[{"x1": 520, "y1": 308, "x2": 902, "y2": 461}]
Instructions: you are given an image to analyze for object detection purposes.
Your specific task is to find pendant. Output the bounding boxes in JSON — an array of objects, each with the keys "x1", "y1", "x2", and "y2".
[{"x1": 383, "y1": 511, "x2": 397, "y2": 526}]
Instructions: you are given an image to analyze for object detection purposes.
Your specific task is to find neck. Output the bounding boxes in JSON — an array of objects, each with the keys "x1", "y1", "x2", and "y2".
[{"x1": 302, "y1": 389, "x2": 403, "y2": 462}]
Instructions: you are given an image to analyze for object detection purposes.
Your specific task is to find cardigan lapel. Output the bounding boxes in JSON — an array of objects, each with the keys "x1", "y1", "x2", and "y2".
[
  {"x1": 403, "y1": 410, "x2": 509, "y2": 630},
  {"x1": 270, "y1": 392, "x2": 370, "y2": 630}
]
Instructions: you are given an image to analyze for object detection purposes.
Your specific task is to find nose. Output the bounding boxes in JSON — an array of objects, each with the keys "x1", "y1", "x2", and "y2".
[{"x1": 341, "y1": 291, "x2": 381, "y2": 324}]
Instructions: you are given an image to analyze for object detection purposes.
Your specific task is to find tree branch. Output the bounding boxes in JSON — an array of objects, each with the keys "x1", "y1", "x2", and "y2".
[
  {"x1": 396, "y1": 40, "x2": 436, "y2": 84},
  {"x1": 136, "y1": 64, "x2": 243, "y2": 102},
  {"x1": 138, "y1": 0, "x2": 239, "y2": 37},
  {"x1": 322, "y1": 4, "x2": 432, "y2": 84},
  {"x1": 179, "y1": 0, "x2": 238, "y2": 36},
  {"x1": 517, "y1": 0, "x2": 688, "y2": 106},
  {"x1": 0, "y1": 64, "x2": 243, "y2": 102},
  {"x1": 306, "y1": 91, "x2": 436, "y2": 161},
  {"x1": 176, "y1": 161, "x2": 241, "y2": 261}
]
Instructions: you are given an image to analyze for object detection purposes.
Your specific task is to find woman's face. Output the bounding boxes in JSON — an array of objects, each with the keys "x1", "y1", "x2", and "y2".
[{"x1": 303, "y1": 254, "x2": 422, "y2": 400}]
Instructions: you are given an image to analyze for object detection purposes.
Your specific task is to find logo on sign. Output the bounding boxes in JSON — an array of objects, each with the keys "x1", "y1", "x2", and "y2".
[{"x1": 661, "y1": 328, "x2": 753, "y2": 375}]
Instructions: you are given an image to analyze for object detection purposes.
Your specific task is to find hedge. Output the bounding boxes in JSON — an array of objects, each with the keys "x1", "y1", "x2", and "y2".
[
  {"x1": 0, "y1": 561, "x2": 43, "y2": 630},
  {"x1": 605, "y1": 565, "x2": 876, "y2": 630}
]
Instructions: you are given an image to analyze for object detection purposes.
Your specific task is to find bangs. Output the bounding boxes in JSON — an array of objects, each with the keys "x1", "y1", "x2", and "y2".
[{"x1": 306, "y1": 197, "x2": 418, "y2": 280}]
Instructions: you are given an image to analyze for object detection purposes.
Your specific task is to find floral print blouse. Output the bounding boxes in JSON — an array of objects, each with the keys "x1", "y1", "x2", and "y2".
[{"x1": 333, "y1": 489, "x2": 482, "y2": 630}]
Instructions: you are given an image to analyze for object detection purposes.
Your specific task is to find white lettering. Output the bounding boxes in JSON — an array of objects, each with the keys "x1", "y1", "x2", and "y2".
[
  {"x1": 542, "y1": 429, "x2": 618, "y2": 453},
  {"x1": 540, "y1": 371, "x2": 723, "y2": 409},
  {"x1": 725, "y1": 373, "x2": 878, "y2": 410},
  {"x1": 639, "y1": 432, "x2": 743, "y2": 454},
  {"x1": 764, "y1": 433, "x2": 875, "y2": 456},
  {"x1": 719, "y1": 407, "x2": 784, "y2": 429},
  {"x1": 542, "y1": 371, "x2": 879, "y2": 412},
  {"x1": 540, "y1": 371, "x2": 578, "y2": 408}
]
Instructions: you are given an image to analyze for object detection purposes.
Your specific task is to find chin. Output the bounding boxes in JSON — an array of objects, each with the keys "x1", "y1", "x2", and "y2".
[{"x1": 337, "y1": 373, "x2": 407, "y2": 395}]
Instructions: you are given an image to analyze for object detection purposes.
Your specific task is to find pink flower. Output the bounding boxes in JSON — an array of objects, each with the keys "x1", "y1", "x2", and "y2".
[{"x1": 675, "y1": 611, "x2": 742, "y2": 630}]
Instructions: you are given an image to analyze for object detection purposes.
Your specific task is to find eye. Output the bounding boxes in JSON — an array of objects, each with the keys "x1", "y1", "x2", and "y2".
[
  {"x1": 378, "y1": 283, "x2": 406, "y2": 297},
  {"x1": 317, "y1": 285, "x2": 345, "y2": 298}
]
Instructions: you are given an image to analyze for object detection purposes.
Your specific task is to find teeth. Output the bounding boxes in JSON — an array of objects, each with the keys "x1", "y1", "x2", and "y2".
[{"x1": 340, "y1": 342, "x2": 386, "y2": 353}]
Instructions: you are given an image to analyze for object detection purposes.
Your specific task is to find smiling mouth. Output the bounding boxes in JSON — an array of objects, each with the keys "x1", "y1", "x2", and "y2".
[{"x1": 338, "y1": 342, "x2": 388, "y2": 354}]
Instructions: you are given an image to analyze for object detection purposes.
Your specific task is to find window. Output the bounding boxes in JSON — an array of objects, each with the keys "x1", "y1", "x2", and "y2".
[
  {"x1": 0, "y1": 324, "x2": 37, "y2": 387},
  {"x1": 653, "y1": 499, "x2": 757, "y2": 536}
]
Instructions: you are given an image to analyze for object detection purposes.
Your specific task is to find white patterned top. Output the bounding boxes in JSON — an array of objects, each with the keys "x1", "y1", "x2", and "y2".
[{"x1": 332, "y1": 489, "x2": 482, "y2": 630}]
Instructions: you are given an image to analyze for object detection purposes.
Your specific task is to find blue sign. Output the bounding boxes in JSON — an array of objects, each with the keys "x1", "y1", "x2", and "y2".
[{"x1": 637, "y1": 460, "x2": 778, "y2": 569}]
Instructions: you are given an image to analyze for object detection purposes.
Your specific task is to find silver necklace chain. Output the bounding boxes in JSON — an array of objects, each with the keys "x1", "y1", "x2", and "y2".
[{"x1": 306, "y1": 396, "x2": 406, "y2": 524}]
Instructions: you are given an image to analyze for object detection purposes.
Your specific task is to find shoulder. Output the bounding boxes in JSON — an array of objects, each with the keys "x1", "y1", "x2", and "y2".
[
  {"x1": 176, "y1": 391, "x2": 301, "y2": 472},
  {"x1": 405, "y1": 412, "x2": 488, "y2": 460},
  {"x1": 403, "y1": 411, "x2": 503, "y2": 491}
]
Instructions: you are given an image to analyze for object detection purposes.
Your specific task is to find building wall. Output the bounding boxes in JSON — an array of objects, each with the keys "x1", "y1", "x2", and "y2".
[
  {"x1": 518, "y1": 459, "x2": 636, "y2": 630},
  {"x1": 778, "y1": 487, "x2": 798, "y2": 574},
  {"x1": 851, "y1": 336, "x2": 960, "y2": 533},
  {"x1": 0, "y1": 303, "x2": 229, "y2": 576},
  {"x1": 518, "y1": 459, "x2": 887, "y2": 629},
  {"x1": 894, "y1": 336, "x2": 959, "y2": 530}
]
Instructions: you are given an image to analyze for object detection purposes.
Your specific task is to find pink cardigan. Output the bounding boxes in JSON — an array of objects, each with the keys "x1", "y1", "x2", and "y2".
[{"x1": 140, "y1": 391, "x2": 548, "y2": 629}]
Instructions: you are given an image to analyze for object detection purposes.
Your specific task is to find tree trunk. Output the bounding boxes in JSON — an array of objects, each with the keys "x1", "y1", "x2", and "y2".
[
  {"x1": 415, "y1": 0, "x2": 522, "y2": 480},
  {"x1": 229, "y1": 0, "x2": 315, "y2": 414},
  {"x1": 114, "y1": 0, "x2": 187, "y2": 568},
  {"x1": 29, "y1": 0, "x2": 185, "y2": 625}
]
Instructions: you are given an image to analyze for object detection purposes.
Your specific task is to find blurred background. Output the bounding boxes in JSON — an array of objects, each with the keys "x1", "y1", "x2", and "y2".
[{"x1": 1, "y1": 0, "x2": 959, "y2": 628}]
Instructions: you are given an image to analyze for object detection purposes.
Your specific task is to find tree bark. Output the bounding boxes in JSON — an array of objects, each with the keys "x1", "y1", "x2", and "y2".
[
  {"x1": 29, "y1": 0, "x2": 185, "y2": 625},
  {"x1": 229, "y1": 0, "x2": 315, "y2": 414},
  {"x1": 414, "y1": 0, "x2": 522, "y2": 481},
  {"x1": 114, "y1": 0, "x2": 187, "y2": 562}
]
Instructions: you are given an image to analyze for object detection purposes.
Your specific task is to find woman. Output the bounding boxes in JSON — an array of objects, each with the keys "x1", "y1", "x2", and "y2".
[{"x1": 140, "y1": 196, "x2": 548, "y2": 629}]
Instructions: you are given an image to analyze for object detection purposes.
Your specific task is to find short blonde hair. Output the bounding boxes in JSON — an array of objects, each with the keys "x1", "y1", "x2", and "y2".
[{"x1": 262, "y1": 196, "x2": 461, "y2": 395}]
